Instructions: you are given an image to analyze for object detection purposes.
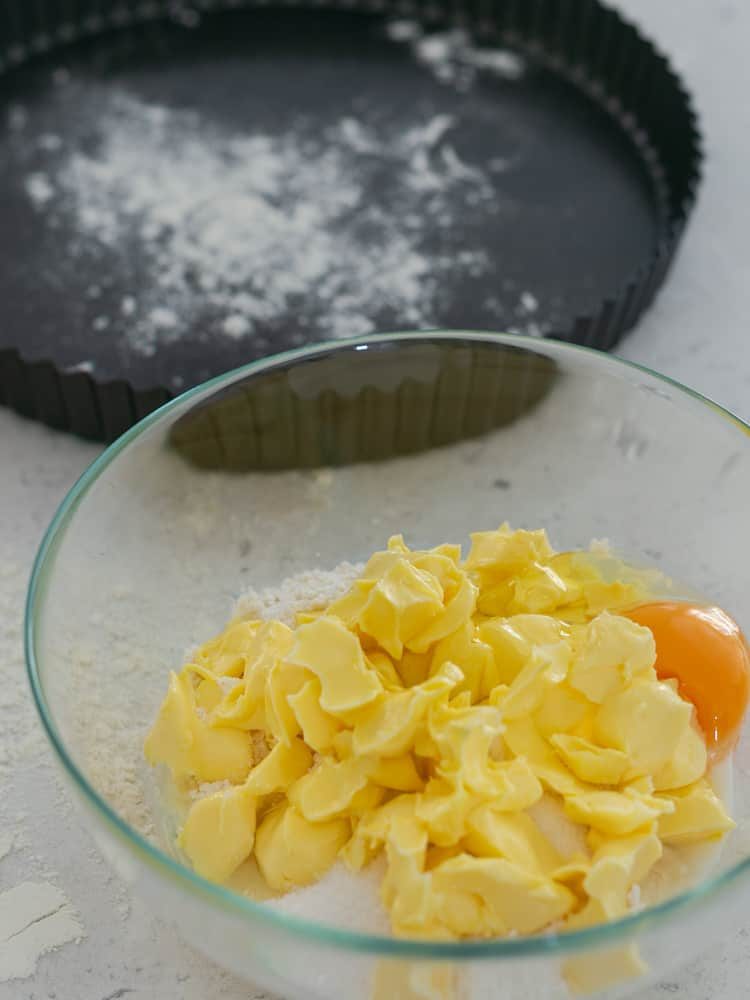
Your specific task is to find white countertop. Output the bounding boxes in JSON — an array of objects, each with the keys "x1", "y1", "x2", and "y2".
[{"x1": 1, "y1": 1, "x2": 749, "y2": 997}]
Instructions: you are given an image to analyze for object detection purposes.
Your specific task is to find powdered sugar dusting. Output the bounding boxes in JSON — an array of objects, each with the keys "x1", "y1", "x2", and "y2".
[{"x1": 22, "y1": 89, "x2": 498, "y2": 357}]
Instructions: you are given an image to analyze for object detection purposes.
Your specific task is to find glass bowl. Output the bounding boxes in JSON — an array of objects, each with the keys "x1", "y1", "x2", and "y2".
[{"x1": 25, "y1": 332, "x2": 750, "y2": 1000}]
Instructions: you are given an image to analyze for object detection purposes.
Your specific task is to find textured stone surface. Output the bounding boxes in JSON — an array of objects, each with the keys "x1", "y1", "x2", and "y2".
[{"x1": 1, "y1": 1, "x2": 748, "y2": 996}]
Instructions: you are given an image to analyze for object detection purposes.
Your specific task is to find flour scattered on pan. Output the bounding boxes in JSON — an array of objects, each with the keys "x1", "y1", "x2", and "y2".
[
  {"x1": 386, "y1": 20, "x2": 527, "y2": 91},
  {"x1": 20, "y1": 87, "x2": 498, "y2": 356}
]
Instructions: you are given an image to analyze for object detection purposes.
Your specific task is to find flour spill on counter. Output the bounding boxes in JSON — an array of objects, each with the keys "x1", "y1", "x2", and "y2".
[{"x1": 0, "y1": 881, "x2": 83, "y2": 982}]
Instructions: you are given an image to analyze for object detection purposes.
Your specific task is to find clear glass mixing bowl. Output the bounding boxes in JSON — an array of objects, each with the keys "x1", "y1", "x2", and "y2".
[{"x1": 25, "y1": 333, "x2": 750, "y2": 1000}]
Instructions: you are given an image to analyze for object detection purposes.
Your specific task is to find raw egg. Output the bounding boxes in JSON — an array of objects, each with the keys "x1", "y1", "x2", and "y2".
[{"x1": 624, "y1": 602, "x2": 750, "y2": 760}]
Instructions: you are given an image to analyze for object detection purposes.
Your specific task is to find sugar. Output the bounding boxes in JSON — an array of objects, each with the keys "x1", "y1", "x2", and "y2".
[{"x1": 267, "y1": 859, "x2": 390, "y2": 935}]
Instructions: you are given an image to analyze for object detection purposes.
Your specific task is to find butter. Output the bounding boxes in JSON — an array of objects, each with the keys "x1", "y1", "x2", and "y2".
[
  {"x1": 178, "y1": 785, "x2": 256, "y2": 882},
  {"x1": 145, "y1": 525, "x2": 736, "y2": 968},
  {"x1": 255, "y1": 804, "x2": 350, "y2": 893},
  {"x1": 144, "y1": 670, "x2": 252, "y2": 784}
]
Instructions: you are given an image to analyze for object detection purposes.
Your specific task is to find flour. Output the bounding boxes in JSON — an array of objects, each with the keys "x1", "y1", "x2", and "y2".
[
  {"x1": 0, "y1": 833, "x2": 14, "y2": 862},
  {"x1": 386, "y1": 20, "x2": 527, "y2": 91},
  {"x1": 22, "y1": 88, "x2": 497, "y2": 358},
  {"x1": 0, "y1": 560, "x2": 46, "y2": 781},
  {"x1": 233, "y1": 562, "x2": 363, "y2": 628},
  {"x1": 24, "y1": 171, "x2": 53, "y2": 206},
  {"x1": 222, "y1": 314, "x2": 252, "y2": 339},
  {"x1": 0, "y1": 881, "x2": 82, "y2": 981}
]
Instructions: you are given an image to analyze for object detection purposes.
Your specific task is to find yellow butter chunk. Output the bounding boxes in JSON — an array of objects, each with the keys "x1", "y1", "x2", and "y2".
[
  {"x1": 407, "y1": 573, "x2": 478, "y2": 653},
  {"x1": 146, "y1": 523, "x2": 737, "y2": 968},
  {"x1": 503, "y1": 716, "x2": 586, "y2": 796},
  {"x1": 366, "y1": 754, "x2": 424, "y2": 792},
  {"x1": 430, "y1": 855, "x2": 575, "y2": 936},
  {"x1": 342, "y1": 794, "x2": 421, "y2": 871},
  {"x1": 191, "y1": 670, "x2": 223, "y2": 713},
  {"x1": 381, "y1": 816, "x2": 434, "y2": 936},
  {"x1": 410, "y1": 550, "x2": 462, "y2": 597},
  {"x1": 431, "y1": 622, "x2": 495, "y2": 702},
  {"x1": 653, "y1": 722, "x2": 707, "y2": 791},
  {"x1": 569, "y1": 613, "x2": 656, "y2": 703},
  {"x1": 509, "y1": 563, "x2": 573, "y2": 615},
  {"x1": 501, "y1": 641, "x2": 573, "y2": 719},
  {"x1": 594, "y1": 678, "x2": 693, "y2": 775},
  {"x1": 289, "y1": 756, "x2": 375, "y2": 822},
  {"x1": 415, "y1": 778, "x2": 475, "y2": 847},
  {"x1": 286, "y1": 677, "x2": 342, "y2": 752},
  {"x1": 584, "y1": 832, "x2": 662, "y2": 915},
  {"x1": 325, "y1": 579, "x2": 374, "y2": 628},
  {"x1": 534, "y1": 681, "x2": 590, "y2": 737},
  {"x1": 145, "y1": 670, "x2": 252, "y2": 783},
  {"x1": 477, "y1": 619, "x2": 532, "y2": 684},
  {"x1": 358, "y1": 559, "x2": 444, "y2": 658},
  {"x1": 367, "y1": 651, "x2": 404, "y2": 692},
  {"x1": 179, "y1": 785, "x2": 256, "y2": 882},
  {"x1": 284, "y1": 616, "x2": 382, "y2": 715},
  {"x1": 352, "y1": 663, "x2": 461, "y2": 757},
  {"x1": 465, "y1": 806, "x2": 563, "y2": 876},
  {"x1": 657, "y1": 781, "x2": 736, "y2": 844},
  {"x1": 469, "y1": 756, "x2": 543, "y2": 811},
  {"x1": 254, "y1": 804, "x2": 350, "y2": 893},
  {"x1": 211, "y1": 620, "x2": 294, "y2": 730},
  {"x1": 550, "y1": 734, "x2": 630, "y2": 785},
  {"x1": 244, "y1": 737, "x2": 312, "y2": 796},
  {"x1": 193, "y1": 619, "x2": 262, "y2": 677},
  {"x1": 465, "y1": 524, "x2": 553, "y2": 585},
  {"x1": 565, "y1": 789, "x2": 673, "y2": 836},
  {"x1": 264, "y1": 661, "x2": 307, "y2": 746}
]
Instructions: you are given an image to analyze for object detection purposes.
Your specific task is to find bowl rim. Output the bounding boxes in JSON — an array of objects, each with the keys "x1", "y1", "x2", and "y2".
[{"x1": 25, "y1": 330, "x2": 750, "y2": 960}]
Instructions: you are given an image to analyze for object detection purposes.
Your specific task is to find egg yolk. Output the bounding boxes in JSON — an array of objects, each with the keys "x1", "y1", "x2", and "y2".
[{"x1": 624, "y1": 602, "x2": 750, "y2": 760}]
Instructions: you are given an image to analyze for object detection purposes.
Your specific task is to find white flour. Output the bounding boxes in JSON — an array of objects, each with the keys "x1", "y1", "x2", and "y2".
[
  {"x1": 386, "y1": 20, "x2": 527, "y2": 91},
  {"x1": 0, "y1": 881, "x2": 82, "y2": 982},
  {"x1": 233, "y1": 561, "x2": 363, "y2": 627},
  {"x1": 22, "y1": 89, "x2": 497, "y2": 357},
  {"x1": 0, "y1": 560, "x2": 47, "y2": 783},
  {"x1": 0, "y1": 833, "x2": 14, "y2": 863}
]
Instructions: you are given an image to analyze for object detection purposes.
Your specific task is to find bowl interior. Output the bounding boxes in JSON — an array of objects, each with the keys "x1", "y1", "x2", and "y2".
[{"x1": 26, "y1": 333, "x2": 750, "y2": 986}]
